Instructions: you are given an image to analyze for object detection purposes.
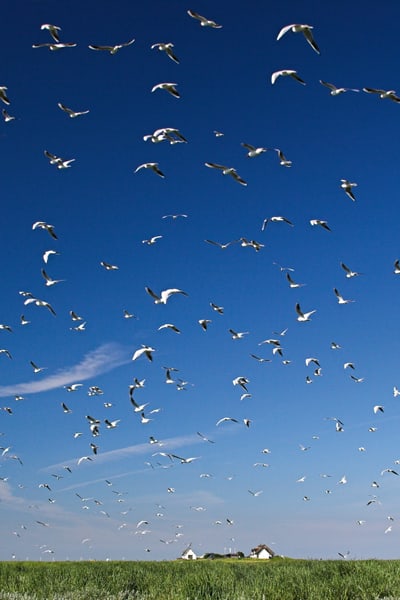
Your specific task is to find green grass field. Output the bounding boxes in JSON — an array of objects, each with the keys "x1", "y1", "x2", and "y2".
[{"x1": 0, "y1": 559, "x2": 399, "y2": 600}]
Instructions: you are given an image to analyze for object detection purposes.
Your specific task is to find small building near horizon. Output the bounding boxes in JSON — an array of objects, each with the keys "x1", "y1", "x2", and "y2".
[
  {"x1": 249, "y1": 544, "x2": 275, "y2": 559},
  {"x1": 181, "y1": 546, "x2": 197, "y2": 560}
]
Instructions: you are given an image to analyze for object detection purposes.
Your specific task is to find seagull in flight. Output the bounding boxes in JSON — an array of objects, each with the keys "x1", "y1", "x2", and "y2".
[
  {"x1": 32, "y1": 42, "x2": 77, "y2": 50},
  {"x1": 132, "y1": 345, "x2": 155, "y2": 362},
  {"x1": 145, "y1": 287, "x2": 188, "y2": 304},
  {"x1": 296, "y1": 303, "x2": 316, "y2": 322},
  {"x1": 134, "y1": 163, "x2": 165, "y2": 178},
  {"x1": 286, "y1": 272, "x2": 305, "y2": 288},
  {"x1": 205, "y1": 163, "x2": 247, "y2": 186},
  {"x1": 100, "y1": 261, "x2": 119, "y2": 270},
  {"x1": 151, "y1": 43, "x2": 179, "y2": 64},
  {"x1": 205, "y1": 239, "x2": 238, "y2": 249},
  {"x1": 32, "y1": 221, "x2": 58, "y2": 239},
  {"x1": 151, "y1": 82, "x2": 180, "y2": 98},
  {"x1": 187, "y1": 10, "x2": 222, "y2": 28},
  {"x1": 319, "y1": 80, "x2": 359, "y2": 95},
  {"x1": 41, "y1": 269, "x2": 65, "y2": 286},
  {"x1": 271, "y1": 70, "x2": 306, "y2": 85},
  {"x1": 262, "y1": 216, "x2": 293, "y2": 230},
  {"x1": 241, "y1": 143, "x2": 268, "y2": 157},
  {"x1": 340, "y1": 179, "x2": 357, "y2": 201},
  {"x1": 229, "y1": 329, "x2": 249, "y2": 340},
  {"x1": 340, "y1": 262, "x2": 362, "y2": 278},
  {"x1": 216, "y1": 417, "x2": 239, "y2": 426},
  {"x1": 363, "y1": 88, "x2": 400, "y2": 102},
  {"x1": 210, "y1": 302, "x2": 224, "y2": 314},
  {"x1": 44, "y1": 150, "x2": 75, "y2": 169},
  {"x1": 24, "y1": 297, "x2": 56, "y2": 316},
  {"x1": 334, "y1": 288, "x2": 355, "y2": 304},
  {"x1": 88, "y1": 39, "x2": 135, "y2": 54},
  {"x1": 310, "y1": 219, "x2": 331, "y2": 231},
  {"x1": 277, "y1": 24, "x2": 320, "y2": 54},
  {"x1": 2, "y1": 109, "x2": 15, "y2": 122},
  {"x1": 30, "y1": 360, "x2": 47, "y2": 373},
  {"x1": 142, "y1": 235, "x2": 162, "y2": 245},
  {"x1": 57, "y1": 103, "x2": 90, "y2": 118}
]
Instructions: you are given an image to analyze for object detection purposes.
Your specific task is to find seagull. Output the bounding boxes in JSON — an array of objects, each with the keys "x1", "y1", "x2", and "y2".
[
  {"x1": 151, "y1": 43, "x2": 179, "y2": 64},
  {"x1": 162, "y1": 213, "x2": 188, "y2": 220},
  {"x1": 373, "y1": 405, "x2": 384, "y2": 414},
  {"x1": 134, "y1": 163, "x2": 165, "y2": 178},
  {"x1": 286, "y1": 272, "x2": 305, "y2": 288},
  {"x1": 61, "y1": 402, "x2": 72, "y2": 414},
  {"x1": 205, "y1": 239, "x2": 238, "y2": 249},
  {"x1": 240, "y1": 238, "x2": 264, "y2": 251},
  {"x1": 248, "y1": 490, "x2": 263, "y2": 497},
  {"x1": 151, "y1": 82, "x2": 180, "y2": 98},
  {"x1": 214, "y1": 130, "x2": 224, "y2": 137},
  {"x1": 394, "y1": 259, "x2": 400, "y2": 274},
  {"x1": 277, "y1": 24, "x2": 320, "y2": 54},
  {"x1": 132, "y1": 345, "x2": 155, "y2": 362},
  {"x1": 123, "y1": 310, "x2": 136, "y2": 319},
  {"x1": 319, "y1": 80, "x2": 359, "y2": 95},
  {"x1": 88, "y1": 39, "x2": 135, "y2": 54},
  {"x1": 0, "y1": 324, "x2": 12, "y2": 333},
  {"x1": 250, "y1": 354, "x2": 271, "y2": 363},
  {"x1": 340, "y1": 179, "x2": 357, "y2": 201},
  {"x1": 2, "y1": 109, "x2": 15, "y2": 122},
  {"x1": 216, "y1": 417, "x2": 239, "y2": 426},
  {"x1": 229, "y1": 329, "x2": 249, "y2": 340},
  {"x1": 197, "y1": 431, "x2": 215, "y2": 443},
  {"x1": 334, "y1": 288, "x2": 355, "y2": 304},
  {"x1": 305, "y1": 357, "x2": 320, "y2": 368},
  {"x1": 232, "y1": 376, "x2": 250, "y2": 391},
  {"x1": 145, "y1": 128, "x2": 187, "y2": 144},
  {"x1": 205, "y1": 162, "x2": 247, "y2": 185},
  {"x1": 187, "y1": 10, "x2": 222, "y2": 28},
  {"x1": 77, "y1": 456, "x2": 93, "y2": 466},
  {"x1": 381, "y1": 468, "x2": 399, "y2": 476},
  {"x1": 344, "y1": 362, "x2": 355, "y2": 370},
  {"x1": 158, "y1": 323, "x2": 181, "y2": 334},
  {"x1": 363, "y1": 88, "x2": 400, "y2": 102},
  {"x1": 142, "y1": 235, "x2": 163, "y2": 245},
  {"x1": 262, "y1": 216, "x2": 293, "y2": 230},
  {"x1": 24, "y1": 297, "x2": 56, "y2": 316},
  {"x1": 0, "y1": 349, "x2": 12, "y2": 359},
  {"x1": 0, "y1": 87, "x2": 10, "y2": 105},
  {"x1": 295, "y1": 303, "x2": 316, "y2": 322},
  {"x1": 40, "y1": 24, "x2": 62, "y2": 42},
  {"x1": 44, "y1": 150, "x2": 75, "y2": 169},
  {"x1": 42, "y1": 250, "x2": 59, "y2": 264},
  {"x1": 331, "y1": 341, "x2": 342, "y2": 349},
  {"x1": 70, "y1": 310, "x2": 83, "y2": 321},
  {"x1": 65, "y1": 383, "x2": 83, "y2": 392},
  {"x1": 32, "y1": 221, "x2": 58, "y2": 239},
  {"x1": 310, "y1": 219, "x2": 331, "y2": 231},
  {"x1": 100, "y1": 261, "x2": 119, "y2": 270},
  {"x1": 57, "y1": 103, "x2": 90, "y2": 118},
  {"x1": 350, "y1": 375, "x2": 364, "y2": 383},
  {"x1": 241, "y1": 143, "x2": 268, "y2": 157},
  {"x1": 41, "y1": 269, "x2": 65, "y2": 286},
  {"x1": 104, "y1": 419, "x2": 120, "y2": 429},
  {"x1": 199, "y1": 319, "x2": 212, "y2": 331},
  {"x1": 274, "y1": 148, "x2": 292, "y2": 167},
  {"x1": 210, "y1": 302, "x2": 224, "y2": 314},
  {"x1": 393, "y1": 386, "x2": 400, "y2": 397},
  {"x1": 271, "y1": 70, "x2": 306, "y2": 85},
  {"x1": 145, "y1": 286, "x2": 188, "y2": 304},
  {"x1": 32, "y1": 42, "x2": 77, "y2": 50},
  {"x1": 30, "y1": 360, "x2": 47, "y2": 373},
  {"x1": 340, "y1": 262, "x2": 362, "y2": 278}
]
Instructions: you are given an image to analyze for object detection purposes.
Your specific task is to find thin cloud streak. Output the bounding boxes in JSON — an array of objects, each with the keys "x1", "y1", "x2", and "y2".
[
  {"x1": 45, "y1": 431, "x2": 218, "y2": 473},
  {"x1": 0, "y1": 343, "x2": 130, "y2": 397}
]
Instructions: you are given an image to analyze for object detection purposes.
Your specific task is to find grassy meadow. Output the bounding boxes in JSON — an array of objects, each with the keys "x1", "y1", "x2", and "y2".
[{"x1": 0, "y1": 558, "x2": 400, "y2": 600}]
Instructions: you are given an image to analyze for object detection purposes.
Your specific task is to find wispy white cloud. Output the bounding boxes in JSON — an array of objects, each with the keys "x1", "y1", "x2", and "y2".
[
  {"x1": 0, "y1": 343, "x2": 129, "y2": 398},
  {"x1": 44, "y1": 432, "x2": 215, "y2": 474}
]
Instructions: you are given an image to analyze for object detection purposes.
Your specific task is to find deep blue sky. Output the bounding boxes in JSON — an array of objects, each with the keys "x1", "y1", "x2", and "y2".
[{"x1": 1, "y1": 0, "x2": 400, "y2": 561}]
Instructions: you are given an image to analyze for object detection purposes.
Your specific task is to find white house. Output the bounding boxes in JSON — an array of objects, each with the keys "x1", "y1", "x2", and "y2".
[
  {"x1": 249, "y1": 544, "x2": 275, "y2": 559},
  {"x1": 181, "y1": 546, "x2": 197, "y2": 560}
]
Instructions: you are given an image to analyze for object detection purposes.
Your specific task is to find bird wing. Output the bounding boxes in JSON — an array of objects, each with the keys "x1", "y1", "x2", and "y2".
[
  {"x1": 276, "y1": 24, "x2": 296, "y2": 40},
  {"x1": 160, "y1": 288, "x2": 188, "y2": 303},
  {"x1": 303, "y1": 29, "x2": 320, "y2": 54}
]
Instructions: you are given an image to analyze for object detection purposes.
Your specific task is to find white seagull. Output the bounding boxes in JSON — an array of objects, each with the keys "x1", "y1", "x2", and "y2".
[
  {"x1": 134, "y1": 163, "x2": 165, "y2": 178},
  {"x1": 334, "y1": 288, "x2": 355, "y2": 304},
  {"x1": 100, "y1": 261, "x2": 119, "y2": 270},
  {"x1": 340, "y1": 179, "x2": 357, "y2": 201},
  {"x1": 363, "y1": 88, "x2": 400, "y2": 103},
  {"x1": 319, "y1": 80, "x2": 359, "y2": 95},
  {"x1": 241, "y1": 143, "x2": 268, "y2": 157},
  {"x1": 310, "y1": 219, "x2": 331, "y2": 231},
  {"x1": 40, "y1": 23, "x2": 62, "y2": 41},
  {"x1": 2, "y1": 109, "x2": 15, "y2": 122},
  {"x1": 187, "y1": 10, "x2": 222, "y2": 28},
  {"x1": 88, "y1": 39, "x2": 135, "y2": 54},
  {"x1": 151, "y1": 82, "x2": 180, "y2": 98},
  {"x1": 262, "y1": 216, "x2": 293, "y2": 230},
  {"x1": 271, "y1": 70, "x2": 306, "y2": 85},
  {"x1": 277, "y1": 24, "x2": 320, "y2": 54},
  {"x1": 340, "y1": 262, "x2": 362, "y2": 278},
  {"x1": 132, "y1": 345, "x2": 155, "y2": 362},
  {"x1": 151, "y1": 43, "x2": 179, "y2": 64},
  {"x1": 205, "y1": 162, "x2": 247, "y2": 185},
  {"x1": 32, "y1": 42, "x2": 77, "y2": 50},
  {"x1": 57, "y1": 103, "x2": 90, "y2": 118},
  {"x1": 32, "y1": 221, "x2": 58, "y2": 239},
  {"x1": 41, "y1": 269, "x2": 65, "y2": 286},
  {"x1": 296, "y1": 303, "x2": 316, "y2": 322},
  {"x1": 43, "y1": 250, "x2": 59, "y2": 264},
  {"x1": 145, "y1": 286, "x2": 188, "y2": 304}
]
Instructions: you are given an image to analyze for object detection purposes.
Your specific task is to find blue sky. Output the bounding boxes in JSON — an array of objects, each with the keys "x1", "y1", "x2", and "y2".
[{"x1": 1, "y1": 0, "x2": 400, "y2": 561}]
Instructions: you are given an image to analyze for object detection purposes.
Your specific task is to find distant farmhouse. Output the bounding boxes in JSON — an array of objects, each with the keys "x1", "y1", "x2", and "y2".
[
  {"x1": 181, "y1": 546, "x2": 197, "y2": 560},
  {"x1": 249, "y1": 544, "x2": 275, "y2": 559}
]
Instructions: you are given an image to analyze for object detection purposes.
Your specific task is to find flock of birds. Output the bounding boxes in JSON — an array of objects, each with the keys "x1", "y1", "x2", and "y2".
[{"x1": 1, "y1": 8, "x2": 400, "y2": 561}]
